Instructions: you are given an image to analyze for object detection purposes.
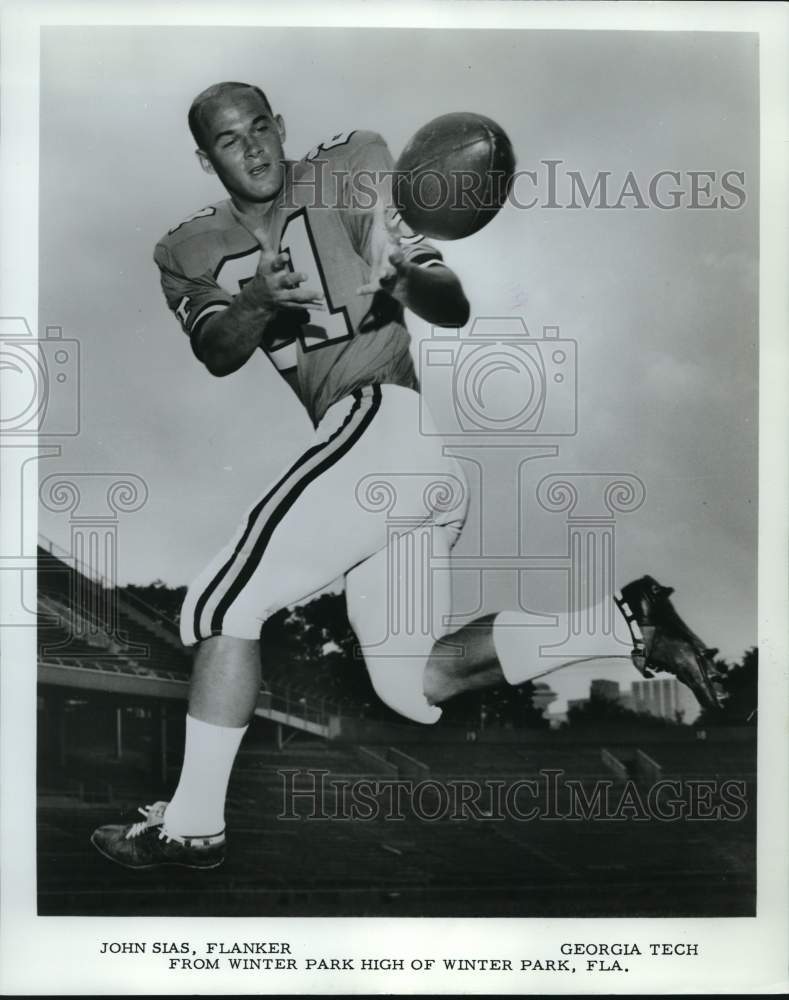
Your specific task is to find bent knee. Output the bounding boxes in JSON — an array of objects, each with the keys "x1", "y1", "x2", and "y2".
[{"x1": 362, "y1": 653, "x2": 442, "y2": 725}]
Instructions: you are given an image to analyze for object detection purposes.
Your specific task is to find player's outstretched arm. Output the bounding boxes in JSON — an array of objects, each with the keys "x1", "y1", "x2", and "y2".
[
  {"x1": 357, "y1": 199, "x2": 469, "y2": 327},
  {"x1": 197, "y1": 247, "x2": 324, "y2": 377}
]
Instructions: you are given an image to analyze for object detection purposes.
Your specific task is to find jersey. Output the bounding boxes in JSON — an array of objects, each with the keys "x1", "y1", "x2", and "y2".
[{"x1": 154, "y1": 130, "x2": 445, "y2": 425}]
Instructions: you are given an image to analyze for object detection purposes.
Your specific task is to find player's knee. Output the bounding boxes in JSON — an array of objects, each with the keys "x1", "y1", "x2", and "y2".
[
  {"x1": 192, "y1": 633, "x2": 261, "y2": 673},
  {"x1": 363, "y1": 654, "x2": 442, "y2": 725}
]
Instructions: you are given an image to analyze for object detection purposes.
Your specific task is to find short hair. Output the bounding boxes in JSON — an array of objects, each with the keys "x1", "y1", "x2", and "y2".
[{"x1": 188, "y1": 81, "x2": 273, "y2": 147}]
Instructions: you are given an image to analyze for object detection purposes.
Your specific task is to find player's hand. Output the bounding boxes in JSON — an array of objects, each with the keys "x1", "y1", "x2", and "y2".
[
  {"x1": 250, "y1": 233, "x2": 325, "y2": 312},
  {"x1": 356, "y1": 191, "x2": 413, "y2": 301}
]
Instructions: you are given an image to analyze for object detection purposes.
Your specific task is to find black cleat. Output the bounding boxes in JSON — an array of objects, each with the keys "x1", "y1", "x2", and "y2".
[
  {"x1": 614, "y1": 575, "x2": 723, "y2": 711},
  {"x1": 91, "y1": 801, "x2": 226, "y2": 870}
]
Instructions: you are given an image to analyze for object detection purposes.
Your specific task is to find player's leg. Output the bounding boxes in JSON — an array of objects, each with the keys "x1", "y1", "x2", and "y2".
[
  {"x1": 91, "y1": 386, "x2": 420, "y2": 867},
  {"x1": 167, "y1": 383, "x2": 460, "y2": 823},
  {"x1": 90, "y1": 638, "x2": 263, "y2": 870},
  {"x1": 188, "y1": 635, "x2": 261, "y2": 725},
  {"x1": 422, "y1": 614, "x2": 501, "y2": 704},
  {"x1": 425, "y1": 603, "x2": 629, "y2": 704},
  {"x1": 343, "y1": 394, "x2": 628, "y2": 717},
  {"x1": 347, "y1": 526, "x2": 626, "y2": 717},
  {"x1": 429, "y1": 580, "x2": 723, "y2": 712},
  {"x1": 349, "y1": 529, "x2": 720, "y2": 716},
  {"x1": 424, "y1": 591, "x2": 722, "y2": 709},
  {"x1": 346, "y1": 523, "x2": 453, "y2": 724},
  {"x1": 433, "y1": 599, "x2": 723, "y2": 712},
  {"x1": 160, "y1": 635, "x2": 260, "y2": 839}
]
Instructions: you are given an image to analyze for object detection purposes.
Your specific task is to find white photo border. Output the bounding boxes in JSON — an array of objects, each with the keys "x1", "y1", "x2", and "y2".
[{"x1": 1, "y1": 0, "x2": 786, "y2": 995}]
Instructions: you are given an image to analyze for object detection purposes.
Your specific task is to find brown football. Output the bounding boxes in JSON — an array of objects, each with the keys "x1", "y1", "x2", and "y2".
[{"x1": 394, "y1": 112, "x2": 516, "y2": 240}]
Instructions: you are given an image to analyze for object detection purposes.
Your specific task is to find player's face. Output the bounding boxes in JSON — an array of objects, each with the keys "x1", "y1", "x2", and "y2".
[{"x1": 196, "y1": 89, "x2": 286, "y2": 205}]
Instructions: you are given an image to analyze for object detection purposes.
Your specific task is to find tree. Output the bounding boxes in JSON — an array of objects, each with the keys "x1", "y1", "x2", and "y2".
[
  {"x1": 436, "y1": 681, "x2": 550, "y2": 730},
  {"x1": 566, "y1": 692, "x2": 680, "y2": 729},
  {"x1": 262, "y1": 593, "x2": 554, "y2": 727},
  {"x1": 697, "y1": 646, "x2": 757, "y2": 727},
  {"x1": 121, "y1": 580, "x2": 187, "y2": 626},
  {"x1": 260, "y1": 593, "x2": 382, "y2": 714}
]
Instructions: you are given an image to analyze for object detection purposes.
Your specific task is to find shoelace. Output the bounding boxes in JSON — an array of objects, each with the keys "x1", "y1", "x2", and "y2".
[{"x1": 125, "y1": 803, "x2": 184, "y2": 844}]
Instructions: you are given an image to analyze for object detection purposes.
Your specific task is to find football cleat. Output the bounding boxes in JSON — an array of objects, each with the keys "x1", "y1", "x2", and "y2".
[
  {"x1": 90, "y1": 801, "x2": 226, "y2": 870},
  {"x1": 614, "y1": 575, "x2": 723, "y2": 711}
]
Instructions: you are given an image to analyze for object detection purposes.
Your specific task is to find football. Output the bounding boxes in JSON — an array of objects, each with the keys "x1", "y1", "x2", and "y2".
[{"x1": 394, "y1": 112, "x2": 516, "y2": 240}]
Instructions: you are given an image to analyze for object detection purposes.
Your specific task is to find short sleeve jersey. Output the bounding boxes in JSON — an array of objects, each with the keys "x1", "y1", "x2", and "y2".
[{"x1": 154, "y1": 130, "x2": 444, "y2": 425}]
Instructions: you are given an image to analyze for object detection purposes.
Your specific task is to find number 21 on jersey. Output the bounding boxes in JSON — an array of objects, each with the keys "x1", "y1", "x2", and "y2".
[{"x1": 279, "y1": 209, "x2": 354, "y2": 352}]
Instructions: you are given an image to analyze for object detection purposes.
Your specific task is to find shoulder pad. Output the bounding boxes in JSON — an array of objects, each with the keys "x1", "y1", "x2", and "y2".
[
  {"x1": 301, "y1": 129, "x2": 386, "y2": 168},
  {"x1": 159, "y1": 201, "x2": 228, "y2": 248}
]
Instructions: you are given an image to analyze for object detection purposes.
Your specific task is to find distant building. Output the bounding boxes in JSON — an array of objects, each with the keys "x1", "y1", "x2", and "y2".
[
  {"x1": 564, "y1": 679, "x2": 623, "y2": 718},
  {"x1": 631, "y1": 676, "x2": 699, "y2": 724},
  {"x1": 590, "y1": 679, "x2": 620, "y2": 702}
]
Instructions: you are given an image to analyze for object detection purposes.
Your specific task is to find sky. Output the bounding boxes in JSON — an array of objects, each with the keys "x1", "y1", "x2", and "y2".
[{"x1": 37, "y1": 27, "x2": 758, "y2": 710}]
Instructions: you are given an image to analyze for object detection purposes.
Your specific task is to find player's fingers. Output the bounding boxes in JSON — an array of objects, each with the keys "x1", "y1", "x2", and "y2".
[
  {"x1": 256, "y1": 250, "x2": 277, "y2": 275},
  {"x1": 384, "y1": 206, "x2": 402, "y2": 237},
  {"x1": 283, "y1": 286, "x2": 325, "y2": 307},
  {"x1": 270, "y1": 252, "x2": 290, "y2": 272},
  {"x1": 277, "y1": 270, "x2": 307, "y2": 289},
  {"x1": 368, "y1": 183, "x2": 389, "y2": 228},
  {"x1": 356, "y1": 274, "x2": 393, "y2": 295},
  {"x1": 378, "y1": 264, "x2": 397, "y2": 285},
  {"x1": 388, "y1": 247, "x2": 405, "y2": 268},
  {"x1": 283, "y1": 300, "x2": 326, "y2": 312}
]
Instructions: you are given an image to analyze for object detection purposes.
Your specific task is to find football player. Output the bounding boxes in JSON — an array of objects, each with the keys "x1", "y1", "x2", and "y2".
[{"x1": 91, "y1": 82, "x2": 721, "y2": 870}]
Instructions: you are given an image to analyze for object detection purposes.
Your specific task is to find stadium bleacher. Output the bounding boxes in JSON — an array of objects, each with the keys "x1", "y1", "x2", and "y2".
[
  {"x1": 411, "y1": 742, "x2": 620, "y2": 780},
  {"x1": 38, "y1": 547, "x2": 192, "y2": 673},
  {"x1": 629, "y1": 741, "x2": 756, "y2": 781}
]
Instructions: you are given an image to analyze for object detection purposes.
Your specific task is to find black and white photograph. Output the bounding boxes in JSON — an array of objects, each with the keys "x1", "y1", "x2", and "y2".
[{"x1": 0, "y1": 0, "x2": 787, "y2": 995}]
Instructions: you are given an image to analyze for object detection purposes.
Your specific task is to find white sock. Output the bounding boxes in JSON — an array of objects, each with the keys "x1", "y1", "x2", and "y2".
[
  {"x1": 163, "y1": 715, "x2": 247, "y2": 838},
  {"x1": 492, "y1": 606, "x2": 628, "y2": 686}
]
